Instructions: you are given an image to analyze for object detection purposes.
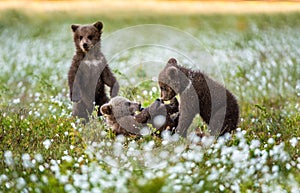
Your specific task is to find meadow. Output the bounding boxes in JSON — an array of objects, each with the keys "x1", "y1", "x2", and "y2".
[{"x1": 0, "y1": 7, "x2": 300, "y2": 193}]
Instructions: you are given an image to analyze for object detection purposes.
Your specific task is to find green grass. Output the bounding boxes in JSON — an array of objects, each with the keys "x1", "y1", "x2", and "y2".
[{"x1": 0, "y1": 9, "x2": 299, "y2": 193}]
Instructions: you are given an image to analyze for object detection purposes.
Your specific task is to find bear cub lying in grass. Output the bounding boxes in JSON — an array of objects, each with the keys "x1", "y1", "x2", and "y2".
[
  {"x1": 100, "y1": 96, "x2": 142, "y2": 136},
  {"x1": 68, "y1": 21, "x2": 119, "y2": 121},
  {"x1": 100, "y1": 96, "x2": 179, "y2": 136},
  {"x1": 158, "y1": 58, "x2": 239, "y2": 137}
]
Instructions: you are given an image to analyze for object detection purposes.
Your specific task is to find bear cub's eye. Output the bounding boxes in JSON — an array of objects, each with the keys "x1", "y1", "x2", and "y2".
[
  {"x1": 87, "y1": 35, "x2": 94, "y2": 40},
  {"x1": 125, "y1": 102, "x2": 131, "y2": 106},
  {"x1": 79, "y1": 36, "x2": 83, "y2": 40}
]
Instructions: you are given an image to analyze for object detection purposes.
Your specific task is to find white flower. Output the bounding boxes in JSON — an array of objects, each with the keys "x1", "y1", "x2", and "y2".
[
  {"x1": 16, "y1": 177, "x2": 26, "y2": 190},
  {"x1": 268, "y1": 138, "x2": 275, "y2": 145},
  {"x1": 159, "y1": 151, "x2": 169, "y2": 159},
  {"x1": 272, "y1": 165, "x2": 279, "y2": 173},
  {"x1": 71, "y1": 122, "x2": 76, "y2": 130},
  {"x1": 62, "y1": 155, "x2": 73, "y2": 163},
  {"x1": 59, "y1": 175, "x2": 69, "y2": 184},
  {"x1": 4, "y1": 151, "x2": 14, "y2": 166},
  {"x1": 113, "y1": 142, "x2": 123, "y2": 157},
  {"x1": 201, "y1": 136, "x2": 215, "y2": 147},
  {"x1": 250, "y1": 139, "x2": 260, "y2": 149},
  {"x1": 142, "y1": 90, "x2": 148, "y2": 95},
  {"x1": 43, "y1": 139, "x2": 52, "y2": 149},
  {"x1": 289, "y1": 137, "x2": 298, "y2": 147},
  {"x1": 207, "y1": 167, "x2": 219, "y2": 181},
  {"x1": 0, "y1": 174, "x2": 8, "y2": 184},
  {"x1": 173, "y1": 185, "x2": 182, "y2": 192},
  {"x1": 50, "y1": 163, "x2": 60, "y2": 173},
  {"x1": 161, "y1": 130, "x2": 171, "y2": 141},
  {"x1": 140, "y1": 127, "x2": 151, "y2": 136},
  {"x1": 276, "y1": 133, "x2": 281, "y2": 138},
  {"x1": 116, "y1": 135, "x2": 126, "y2": 143},
  {"x1": 39, "y1": 165, "x2": 45, "y2": 172},
  {"x1": 42, "y1": 175, "x2": 48, "y2": 184},
  {"x1": 152, "y1": 86, "x2": 158, "y2": 93},
  {"x1": 219, "y1": 184, "x2": 225, "y2": 191},
  {"x1": 170, "y1": 133, "x2": 180, "y2": 142},
  {"x1": 174, "y1": 144, "x2": 185, "y2": 154},
  {"x1": 30, "y1": 174, "x2": 38, "y2": 182},
  {"x1": 65, "y1": 184, "x2": 76, "y2": 193},
  {"x1": 73, "y1": 173, "x2": 89, "y2": 190},
  {"x1": 34, "y1": 153, "x2": 43, "y2": 163},
  {"x1": 144, "y1": 141, "x2": 155, "y2": 151},
  {"x1": 22, "y1": 153, "x2": 34, "y2": 168},
  {"x1": 12, "y1": 98, "x2": 20, "y2": 104}
]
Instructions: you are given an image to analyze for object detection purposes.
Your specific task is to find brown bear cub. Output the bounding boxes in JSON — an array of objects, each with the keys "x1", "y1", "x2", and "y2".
[
  {"x1": 135, "y1": 97, "x2": 179, "y2": 136},
  {"x1": 100, "y1": 96, "x2": 179, "y2": 136},
  {"x1": 158, "y1": 58, "x2": 239, "y2": 137},
  {"x1": 100, "y1": 96, "x2": 143, "y2": 136},
  {"x1": 68, "y1": 21, "x2": 119, "y2": 121}
]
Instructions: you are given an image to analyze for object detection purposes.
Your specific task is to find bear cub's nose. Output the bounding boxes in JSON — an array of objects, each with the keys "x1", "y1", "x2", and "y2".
[{"x1": 83, "y1": 43, "x2": 88, "y2": 48}]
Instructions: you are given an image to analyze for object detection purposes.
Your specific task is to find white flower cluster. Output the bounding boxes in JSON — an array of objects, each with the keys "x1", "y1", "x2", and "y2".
[{"x1": 1, "y1": 128, "x2": 300, "y2": 193}]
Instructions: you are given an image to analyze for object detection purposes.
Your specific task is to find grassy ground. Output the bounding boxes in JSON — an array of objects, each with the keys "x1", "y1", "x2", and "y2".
[{"x1": 0, "y1": 6, "x2": 300, "y2": 193}]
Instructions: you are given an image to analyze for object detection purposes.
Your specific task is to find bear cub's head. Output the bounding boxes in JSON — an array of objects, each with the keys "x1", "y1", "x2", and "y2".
[
  {"x1": 100, "y1": 96, "x2": 142, "y2": 119},
  {"x1": 158, "y1": 58, "x2": 183, "y2": 101},
  {"x1": 100, "y1": 96, "x2": 143, "y2": 136},
  {"x1": 71, "y1": 21, "x2": 103, "y2": 53}
]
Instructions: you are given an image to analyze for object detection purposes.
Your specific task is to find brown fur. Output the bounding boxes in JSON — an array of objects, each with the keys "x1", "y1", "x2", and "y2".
[
  {"x1": 100, "y1": 96, "x2": 179, "y2": 137},
  {"x1": 158, "y1": 58, "x2": 239, "y2": 137},
  {"x1": 68, "y1": 21, "x2": 119, "y2": 121},
  {"x1": 135, "y1": 98, "x2": 179, "y2": 135},
  {"x1": 100, "y1": 96, "x2": 142, "y2": 136}
]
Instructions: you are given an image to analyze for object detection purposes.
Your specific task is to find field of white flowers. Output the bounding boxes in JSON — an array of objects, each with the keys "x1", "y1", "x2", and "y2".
[{"x1": 0, "y1": 10, "x2": 299, "y2": 193}]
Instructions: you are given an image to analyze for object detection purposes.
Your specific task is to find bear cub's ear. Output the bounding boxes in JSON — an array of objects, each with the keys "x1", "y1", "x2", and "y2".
[
  {"x1": 100, "y1": 104, "x2": 112, "y2": 115},
  {"x1": 93, "y1": 21, "x2": 103, "y2": 32},
  {"x1": 167, "y1": 58, "x2": 177, "y2": 66},
  {"x1": 166, "y1": 66, "x2": 179, "y2": 78},
  {"x1": 71, "y1": 24, "x2": 80, "y2": 32}
]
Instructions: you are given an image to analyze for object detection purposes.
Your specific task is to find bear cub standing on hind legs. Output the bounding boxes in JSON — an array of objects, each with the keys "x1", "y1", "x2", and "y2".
[
  {"x1": 68, "y1": 21, "x2": 119, "y2": 121},
  {"x1": 158, "y1": 58, "x2": 239, "y2": 137}
]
